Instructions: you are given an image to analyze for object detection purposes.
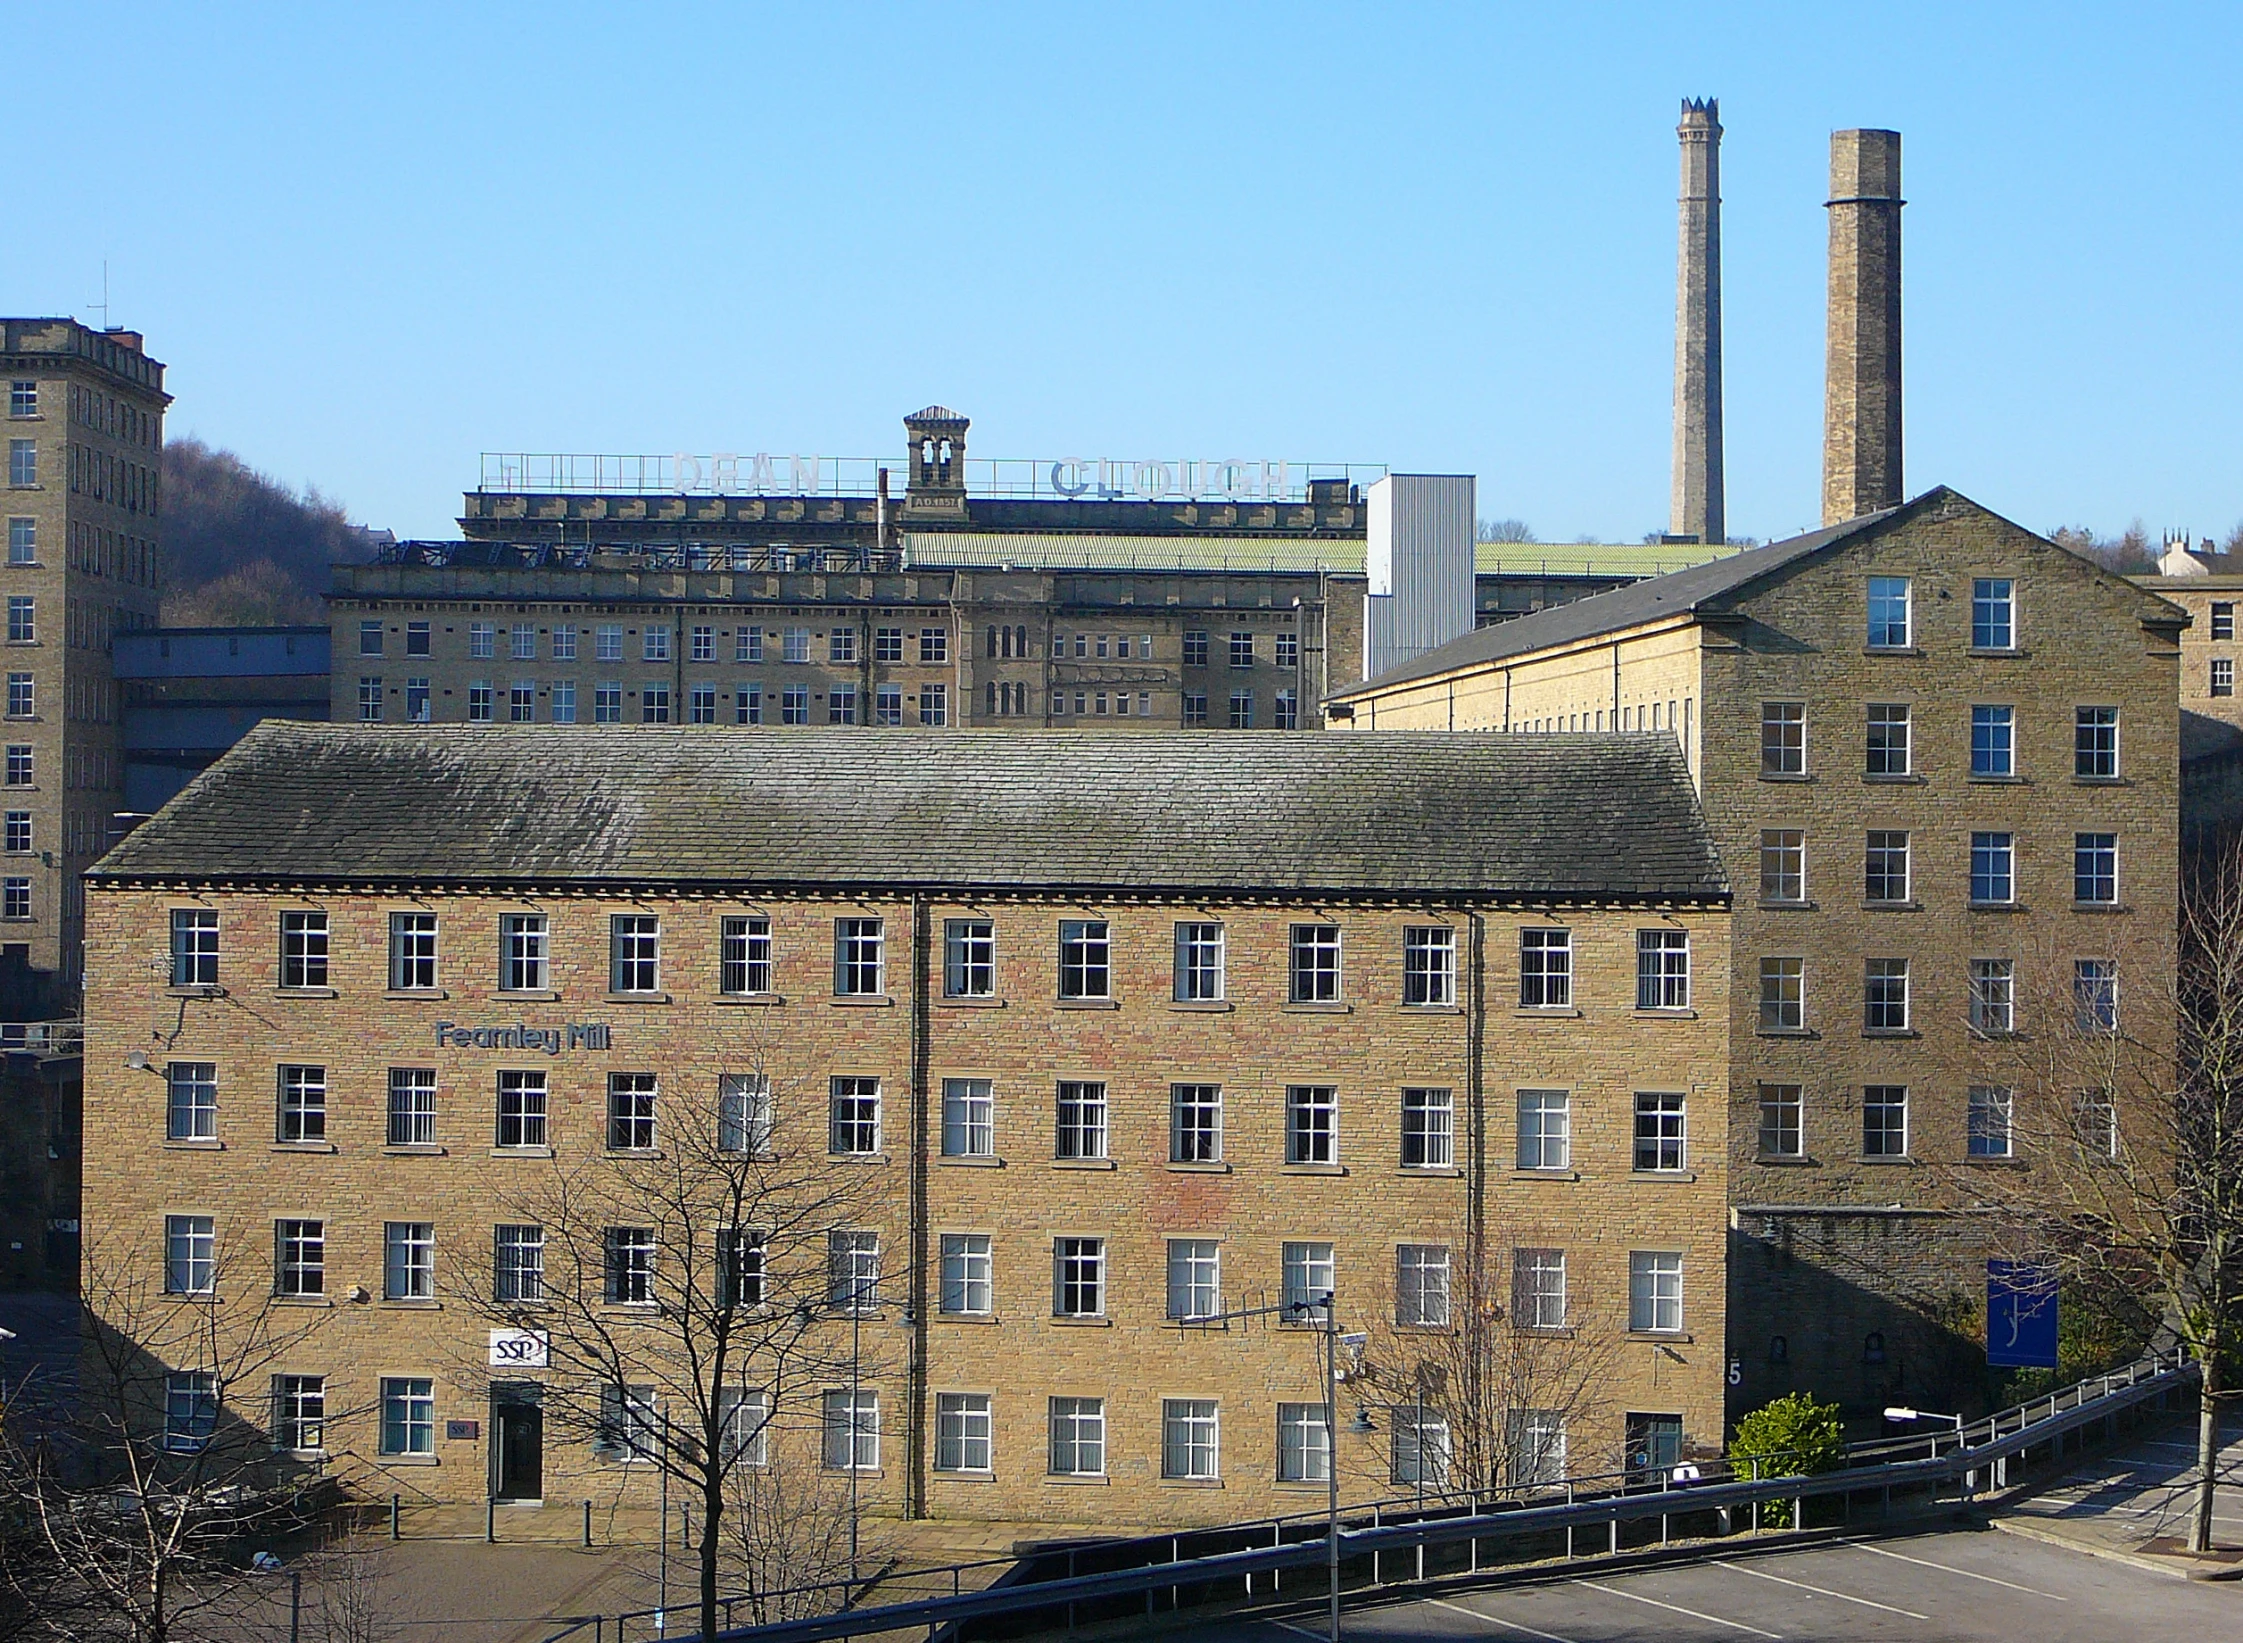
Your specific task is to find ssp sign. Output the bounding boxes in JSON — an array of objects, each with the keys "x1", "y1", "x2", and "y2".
[{"x1": 488, "y1": 1328, "x2": 549, "y2": 1369}]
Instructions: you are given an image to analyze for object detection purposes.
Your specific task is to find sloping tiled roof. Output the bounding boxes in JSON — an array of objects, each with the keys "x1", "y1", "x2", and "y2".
[
  {"x1": 1334, "y1": 508, "x2": 1901, "y2": 696},
  {"x1": 91, "y1": 723, "x2": 1730, "y2": 903}
]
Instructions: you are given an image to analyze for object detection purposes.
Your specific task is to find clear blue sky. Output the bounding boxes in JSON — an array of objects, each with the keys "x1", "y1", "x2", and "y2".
[{"x1": 12, "y1": 2, "x2": 2240, "y2": 545}]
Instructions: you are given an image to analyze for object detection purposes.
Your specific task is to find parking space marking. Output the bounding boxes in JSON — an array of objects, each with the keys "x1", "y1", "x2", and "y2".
[
  {"x1": 1575, "y1": 1578, "x2": 1782, "y2": 1638},
  {"x1": 1423, "y1": 1596, "x2": 1582, "y2": 1643},
  {"x1": 1714, "y1": 1559, "x2": 1927, "y2": 1619},
  {"x1": 1848, "y1": 1540, "x2": 2068, "y2": 1598},
  {"x1": 1271, "y1": 1620, "x2": 1327, "y2": 1641}
]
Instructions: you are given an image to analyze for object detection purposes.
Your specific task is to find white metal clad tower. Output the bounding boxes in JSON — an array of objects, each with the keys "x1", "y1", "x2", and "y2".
[{"x1": 1363, "y1": 474, "x2": 1476, "y2": 682}]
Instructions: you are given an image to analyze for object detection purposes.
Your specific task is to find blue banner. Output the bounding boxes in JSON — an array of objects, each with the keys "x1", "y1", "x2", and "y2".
[{"x1": 1986, "y1": 1261, "x2": 2060, "y2": 1369}]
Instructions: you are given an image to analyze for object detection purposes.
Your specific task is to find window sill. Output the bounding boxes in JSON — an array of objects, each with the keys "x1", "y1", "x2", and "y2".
[
  {"x1": 1050, "y1": 1315, "x2": 1111, "y2": 1328},
  {"x1": 163, "y1": 1138, "x2": 224, "y2": 1151},
  {"x1": 385, "y1": 988, "x2": 448, "y2": 1002},
  {"x1": 829, "y1": 994, "x2": 895, "y2": 1007},
  {"x1": 1863, "y1": 773, "x2": 1925, "y2": 785},
  {"x1": 1627, "y1": 1330, "x2": 1694, "y2": 1344},
  {"x1": 2072, "y1": 775, "x2": 2127, "y2": 786},
  {"x1": 1757, "y1": 771, "x2": 1814, "y2": 783},
  {"x1": 382, "y1": 1143, "x2": 447, "y2": 1156},
  {"x1": 1044, "y1": 1472, "x2": 1110, "y2": 1484},
  {"x1": 274, "y1": 986, "x2": 338, "y2": 1000},
  {"x1": 1860, "y1": 901, "x2": 1921, "y2": 912},
  {"x1": 714, "y1": 993, "x2": 785, "y2": 1007},
  {"x1": 1282, "y1": 1163, "x2": 1346, "y2": 1176},
  {"x1": 1633, "y1": 1007, "x2": 1697, "y2": 1020},
  {"x1": 1968, "y1": 774, "x2": 2026, "y2": 785},
  {"x1": 1965, "y1": 1154, "x2": 2026, "y2": 1168},
  {"x1": 2072, "y1": 902, "x2": 2130, "y2": 914},
  {"x1": 936, "y1": 996, "x2": 1005, "y2": 1009},
  {"x1": 490, "y1": 1145, "x2": 554, "y2": 1159},
  {"x1": 497, "y1": 989, "x2": 561, "y2": 1003},
  {"x1": 937, "y1": 1154, "x2": 1005, "y2": 1168},
  {"x1": 1280, "y1": 1002, "x2": 1350, "y2": 1014},
  {"x1": 1400, "y1": 1164, "x2": 1462, "y2": 1177},
  {"x1": 1160, "y1": 1476, "x2": 1226, "y2": 1489},
  {"x1": 604, "y1": 991, "x2": 670, "y2": 1005},
  {"x1": 1969, "y1": 1028, "x2": 2023, "y2": 1042},
  {"x1": 1969, "y1": 902, "x2": 2025, "y2": 913},
  {"x1": 377, "y1": 1298, "x2": 442, "y2": 1310},
  {"x1": 1397, "y1": 1003, "x2": 1464, "y2": 1015},
  {"x1": 1864, "y1": 645, "x2": 1922, "y2": 657},
  {"x1": 271, "y1": 1141, "x2": 337, "y2": 1154},
  {"x1": 273, "y1": 1295, "x2": 333, "y2": 1308},
  {"x1": 1863, "y1": 1027, "x2": 1920, "y2": 1039},
  {"x1": 933, "y1": 1468, "x2": 998, "y2": 1480},
  {"x1": 160, "y1": 1291, "x2": 219, "y2": 1304},
  {"x1": 1858, "y1": 1154, "x2": 1918, "y2": 1166},
  {"x1": 378, "y1": 1453, "x2": 442, "y2": 1467},
  {"x1": 1756, "y1": 1026, "x2": 1814, "y2": 1038},
  {"x1": 826, "y1": 1152, "x2": 891, "y2": 1165},
  {"x1": 165, "y1": 983, "x2": 222, "y2": 999},
  {"x1": 933, "y1": 1312, "x2": 1001, "y2": 1325},
  {"x1": 1757, "y1": 899, "x2": 1816, "y2": 912},
  {"x1": 1052, "y1": 1157, "x2": 1115, "y2": 1171},
  {"x1": 1632, "y1": 1169, "x2": 1698, "y2": 1184},
  {"x1": 1055, "y1": 998, "x2": 1120, "y2": 1011},
  {"x1": 1514, "y1": 1007, "x2": 1580, "y2": 1019},
  {"x1": 1167, "y1": 1158, "x2": 1231, "y2": 1173},
  {"x1": 1754, "y1": 1153, "x2": 1819, "y2": 1167},
  {"x1": 605, "y1": 1147, "x2": 662, "y2": 1160},
  {"x1": 1512, "y1": 1168, "x2": 1580, "y2": 1181},
  {"x1": 1168, "y1": 1000, "x2": 1232, "y2": 1013},
  {"x1": 1965, "y1": 646, "x2": 2025, "y2": 658}
]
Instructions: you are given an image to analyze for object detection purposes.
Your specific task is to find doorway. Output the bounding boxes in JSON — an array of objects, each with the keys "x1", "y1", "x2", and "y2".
[
  {"x1": 492, "y1": 1386, "x2": 543, "y2": 1503},
  {"x1": 1624, "y1": 1411, "x2": 1683, "y2": 1484}
]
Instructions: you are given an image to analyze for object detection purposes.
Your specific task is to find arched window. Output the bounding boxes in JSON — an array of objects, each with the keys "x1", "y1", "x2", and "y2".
[
  {"x1": 1863, "y1": 1331, "x2": 1887, "y2": 1365},
  {"x1": 1768, "y1": 1334, "x2": 1789, "y2": 1364}
]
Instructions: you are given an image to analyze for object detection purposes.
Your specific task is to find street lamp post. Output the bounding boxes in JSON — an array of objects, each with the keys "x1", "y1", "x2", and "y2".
[{"x1": 1321, "y1": 1304, "x2": 1338, "y2": 1643}]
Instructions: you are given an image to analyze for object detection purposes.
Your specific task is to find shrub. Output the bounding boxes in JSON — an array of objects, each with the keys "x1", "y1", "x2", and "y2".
[{"x1": 1728, "y1": 1391, "x2": 1845, "y2": 1527}]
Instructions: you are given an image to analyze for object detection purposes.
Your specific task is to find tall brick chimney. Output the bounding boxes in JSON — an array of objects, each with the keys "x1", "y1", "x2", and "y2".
[
  {"x1": 1822, "y1": 129, "x2": 1903, "y2": 525},
  {"x1": 1669, "y1": 98, "x2": 1724, "y2": 546}
]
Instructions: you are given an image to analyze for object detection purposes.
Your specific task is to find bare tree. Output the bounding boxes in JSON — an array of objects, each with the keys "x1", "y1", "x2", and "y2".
[
  {"x1": 462, "y1": 1021, "x2": 881, "y2": 1643},
  {"x1": 0, "y1": 1233, "x2": 347, "y2": 1642},
  {"x1": 1348, "y1": 1224, "x2": 1621, "y2": 1501},
  {"x1": 718, "y1": 1454, "x2": 868, "y2": 1625},
  {"x1": 1949, "y1": 842, "x2": 2241, "y2": 1553}
]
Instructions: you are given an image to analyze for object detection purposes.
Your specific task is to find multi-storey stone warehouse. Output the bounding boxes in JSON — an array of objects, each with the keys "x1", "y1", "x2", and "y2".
[
  {"x1": 83, "y1": 723, "x2": 1732, "y2": 1523},
  {"x1": 1328, "y1": 489, "x2": 2184, "y2": 1424},
  {"x1": 331, "y1": 406, "x2": 1719, "y2": 736}
]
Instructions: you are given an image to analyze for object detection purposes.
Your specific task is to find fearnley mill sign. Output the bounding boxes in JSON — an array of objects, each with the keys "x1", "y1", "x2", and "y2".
[{"x1": 433, "y1": 1021, "x2": 612, "y2": 1054}]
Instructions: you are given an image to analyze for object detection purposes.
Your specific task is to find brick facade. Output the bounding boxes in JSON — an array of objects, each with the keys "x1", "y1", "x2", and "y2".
[{"x1": 1329, "y1": 489, "x2": 2184, "y2": 1424}]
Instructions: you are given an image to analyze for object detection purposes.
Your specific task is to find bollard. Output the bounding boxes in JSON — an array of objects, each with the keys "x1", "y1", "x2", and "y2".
[
  {"x1": 584, "y1": 1498, "x2": 593, "y2": 1547},
  {"x1": 486, "y1": 1499, "x2": 496, "y2": 1544},
  {"x1": 390, "y1": 1494, "x2": 400, "y2": 1541}
]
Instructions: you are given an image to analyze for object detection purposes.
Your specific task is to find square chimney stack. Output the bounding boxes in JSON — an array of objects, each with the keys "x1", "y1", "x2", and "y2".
[{"x1": 1822, "y1": 129, "x2": 1903, "y2": 525}]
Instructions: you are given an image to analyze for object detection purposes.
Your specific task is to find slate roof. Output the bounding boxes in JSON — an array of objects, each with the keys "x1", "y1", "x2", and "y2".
[
  {"x1": 1337, "y1": 507, "x2": 1901, "y2": 696},
  {"x1": 90, "y1": 723, "x2": 1730, "y2": 903}
]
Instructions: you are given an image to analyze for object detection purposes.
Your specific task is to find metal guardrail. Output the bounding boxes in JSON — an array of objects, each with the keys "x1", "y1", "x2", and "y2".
[
  {"x1": 543, "y1": 1350, "x2": 2193, "y2": 1643},
  {"x1": 476, "y1": 454, "x2": 1385, "y2": 504}
]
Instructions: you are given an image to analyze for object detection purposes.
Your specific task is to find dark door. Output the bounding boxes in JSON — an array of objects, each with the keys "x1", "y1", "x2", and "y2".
[
  {"x1": 1625, "y1": 1412, "x2": 1683, "y2": 1484},
  {"x1": 496, "y1": 1400, "x2": 543, "y2": 1501}
]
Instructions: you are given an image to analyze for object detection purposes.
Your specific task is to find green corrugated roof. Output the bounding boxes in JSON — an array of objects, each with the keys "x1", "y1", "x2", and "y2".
[{"x1": 903, "y1": 532, "x2": 1733, "y2": 579}]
